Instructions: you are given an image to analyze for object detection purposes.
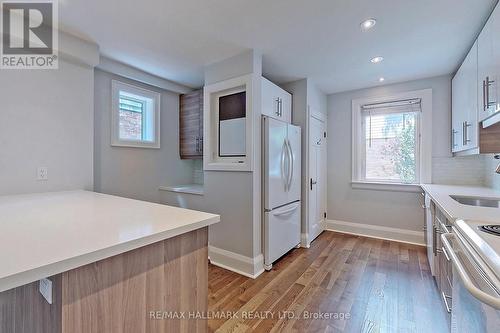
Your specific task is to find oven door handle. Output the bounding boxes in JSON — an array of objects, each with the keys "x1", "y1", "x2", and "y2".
[{"x1": 441, "y1": 233, "x2": 500, "y2": 309}]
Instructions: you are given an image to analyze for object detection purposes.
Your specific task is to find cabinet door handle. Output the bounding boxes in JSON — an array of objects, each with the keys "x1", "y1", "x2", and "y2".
[
  {"x1": 486, "y1": 76, "x2": 496, "y2": 109},
  {"x1": 452, "y1": 129, "x2": 458, "y2": 148},
  {"x1": 196, "y1": 136, "x2": 200, "y2": 153},
  {"x1": 275, "y1": 98, "x2": 281, "y2": 116},
  {"x1": 483, "y1": 79, "x2": 487, "y2": 112},
  {"x1": 486, "y1": 77, "x2": 490, "y2": 110},
  {"x1": 462, "y1": 122, "x2": 466, "y2": 146},
  {"x1": 462, "y1": 121, "x2": 472, "y2": 146},
  {"x1": 441, "y1": 292, "x2": 452, "y2": 313},
  {"x1": 465, "y1": 121, "x2": 472, "y2": 144}
]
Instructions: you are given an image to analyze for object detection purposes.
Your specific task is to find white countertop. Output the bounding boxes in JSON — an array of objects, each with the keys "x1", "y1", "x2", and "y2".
[
  {"x1": 159, "y1": 184, "x2": 204, "y2": 196},
  {"x1": 0, "y1": 190, "x2": 219, "y2": 293},
  {"x1": 421, "y1": 184, "x2": 500, "y2": 223}
]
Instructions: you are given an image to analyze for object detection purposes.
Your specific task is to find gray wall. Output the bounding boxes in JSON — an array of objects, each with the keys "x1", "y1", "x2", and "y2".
[
  {"x1": 327, "y1": 75, "x2": 486, "y2": 232},
  {"x1": 282, "y1": 78, "x2": 327, "y2": 239},
  {"x1": 486, "y1": 154, "x2": 500, "y2": 190},
  {"x1": 0, "y1": 59, "x2": 94, "y2": 195},
  {"x1": 93, "y1": 69, "x2": 193, "y2": 203},
  {"x1": 163, "y1": 172, "x2": 255, "y2": 257},
  {"x1": 201, "y1": 50, "x2": 261, "y2": 259}
]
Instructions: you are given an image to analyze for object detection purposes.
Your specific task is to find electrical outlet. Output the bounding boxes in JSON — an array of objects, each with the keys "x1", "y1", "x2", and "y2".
[
  {"x1": 37, "y1": 167, "x2": 48, "y2": 181},
  {"x1": 39, "y1": 278, "x2": 53, "y2": 304}
]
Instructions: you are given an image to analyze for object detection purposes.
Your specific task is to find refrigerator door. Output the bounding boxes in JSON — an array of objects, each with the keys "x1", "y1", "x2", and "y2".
[
  {"x1": 264, "y1": 201, "x2": 301, "y2": 266},
  {"x1": 286, "y1": 124, "x2": 301, "y2": 203},
  {"x1": 263, "y1": 116, "x2": 289, "y2": 210}
]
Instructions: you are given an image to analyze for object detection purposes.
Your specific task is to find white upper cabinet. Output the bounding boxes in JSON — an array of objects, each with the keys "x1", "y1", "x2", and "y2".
[
  {"x1": 478, "y1": 4, "x2": 500, "y2": 122},
  {"x1": 452, "y1": 41, "x2": 478, "y2": 153},
  {"x1": 261, "y1": 78, "x2": 292, "y2": 123},
  {"x1": 451, "y1": 3, "x2": 500, "y2": 155}
]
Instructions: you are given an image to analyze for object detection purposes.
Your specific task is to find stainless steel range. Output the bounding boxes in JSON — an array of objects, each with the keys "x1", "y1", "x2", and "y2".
[
  {"x1": 480, "y1": 225, "x2": 500, "y2": 236},
  {"x1": 441, "y1": 220, "x2": 500, "y2": 333}
]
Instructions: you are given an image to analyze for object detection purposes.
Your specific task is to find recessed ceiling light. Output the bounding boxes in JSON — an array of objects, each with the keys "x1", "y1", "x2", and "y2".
[
  {"x1": 379, "y1": 77, "x2": 385, "y2": 82},
  {"x1": 360, "y1": 18, "x2": 377, "y2": 31},
  {"x1": 371, "y1": 56, "x2": 384, "y2": 64}
]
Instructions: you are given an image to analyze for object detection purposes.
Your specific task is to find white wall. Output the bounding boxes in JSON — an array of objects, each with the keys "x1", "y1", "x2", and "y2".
[
  {"x1": 327, "y1": 75, "x2": 486, "y2": 234},
  {"x1": 93, "y1": 69, "x2": 194, "y2": 203},
  {"x1": 307, "y1": 80, "x2": 328, "y2": 116},
  {"x1": 0, "y1": 34, "x2": 98, "y2": 196}
]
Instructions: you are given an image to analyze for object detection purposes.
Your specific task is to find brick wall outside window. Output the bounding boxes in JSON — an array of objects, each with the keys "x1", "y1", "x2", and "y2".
[{"x1": 119, "y1": 110, "x2": 142, "y2": 140}]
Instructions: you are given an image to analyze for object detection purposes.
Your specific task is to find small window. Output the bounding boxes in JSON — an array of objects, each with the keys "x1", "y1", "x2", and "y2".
[{"x1": 111, "y1": 80, "x2": 160, "y2": 148}]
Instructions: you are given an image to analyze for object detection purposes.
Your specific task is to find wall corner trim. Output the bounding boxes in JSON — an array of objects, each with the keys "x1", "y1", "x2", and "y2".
[
  {"x1": 208, "y1": 246, "x2": 264, "y2": 279},
  {"x1": 325, "y1": 219, "x2": 425, "y2": 246}
]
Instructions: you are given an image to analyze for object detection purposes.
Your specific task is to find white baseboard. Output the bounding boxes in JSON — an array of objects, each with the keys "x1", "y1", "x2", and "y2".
[
  {"x1": 208, "y1": 246, "x2": 264, "y2": 279},
  {"x1": 325, "y1": 220, "x2": 425, "y2": 246}
]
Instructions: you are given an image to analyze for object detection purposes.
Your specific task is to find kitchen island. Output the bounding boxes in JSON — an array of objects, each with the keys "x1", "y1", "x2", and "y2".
[{"x1": 0, "y1": 191, "x2": 220, "y2": 333}]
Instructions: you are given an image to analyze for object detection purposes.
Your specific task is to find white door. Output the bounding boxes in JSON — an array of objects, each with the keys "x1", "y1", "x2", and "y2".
[
  {"x1": 263, "y1": 116, "x2": 288, "y2": 210},
  {"x1": 308, "y1": 112, "x2": 327, "y2": 243}
]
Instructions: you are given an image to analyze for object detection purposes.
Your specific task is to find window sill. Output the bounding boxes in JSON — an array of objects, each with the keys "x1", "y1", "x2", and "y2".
[{"x1": 351, "y1": 181, "x2": 422, "y2": 193}]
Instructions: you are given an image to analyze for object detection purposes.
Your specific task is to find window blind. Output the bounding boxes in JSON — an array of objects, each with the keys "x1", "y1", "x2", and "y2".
[
  {"x1": 119, "y1": 96, "x2": 144, "y2": 113},
  {"x1": 362, "y1": 99, "x2": 421, "y2": 147}
]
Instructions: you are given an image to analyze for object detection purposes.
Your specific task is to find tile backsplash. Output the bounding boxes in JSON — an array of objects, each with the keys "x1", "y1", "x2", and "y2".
[
  {"x1": 432, "y1": 155, "x2": 487, "y2": 186},
  {"x1": 193, "y1": 159, "x2": 204, "y2": 185}
]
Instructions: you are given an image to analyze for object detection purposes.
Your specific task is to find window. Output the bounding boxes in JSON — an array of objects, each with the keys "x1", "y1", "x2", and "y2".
[
  {"x1": 352, "y1": 89, "x2": 432, "y2": 191},
  {"x1": 111, "y1": 80, "x2": 160, "y2": 148},
  {"x1": 362, "y1": 100, "x2": 420, "y2": 183},
  {"x1": 203, "y1": 74, "x2": 254, "y2": 172}
]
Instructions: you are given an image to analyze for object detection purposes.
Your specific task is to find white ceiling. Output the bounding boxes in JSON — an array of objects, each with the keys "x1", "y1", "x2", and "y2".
[{"x1": 59, "y1": 0, "x2": 497, "y2": 94}]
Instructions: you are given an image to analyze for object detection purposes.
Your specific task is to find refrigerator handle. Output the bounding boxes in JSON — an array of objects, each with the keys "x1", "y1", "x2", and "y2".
[
  {"x1": 286, "y1": 139, "x2": 294, "y2": 191},
  {"x1": 281, "y1": 140, "x2": 288, "y2": 192},
  {"x1": 272, "y1": 202, "x2": 300, "y2": 216}
]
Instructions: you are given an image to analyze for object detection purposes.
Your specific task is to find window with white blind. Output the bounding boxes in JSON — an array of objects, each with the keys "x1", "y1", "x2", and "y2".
[
  {"x1": 111, "y1": 80, "x2": 161, "y2": 148},
  {"x1": 361, "y1": 99, "x2": 421, "y2": 184},
  {"x1": 352, "y1": 89, "x2": 432, "y2": 191}
]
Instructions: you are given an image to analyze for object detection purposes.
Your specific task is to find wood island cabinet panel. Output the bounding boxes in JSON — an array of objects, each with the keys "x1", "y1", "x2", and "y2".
[
  {"x1": 0, "y1": 228, "x2": 209, "y2": 333},
  {"x1": 0, "y1": 275, "x2": 62, "y2": 333},
  {"x1": 62, "y1": 227, "x2": 208, "y2": 333},
  {"x1": 180, "y1": 89, "x2": 204, "y2": 159}
]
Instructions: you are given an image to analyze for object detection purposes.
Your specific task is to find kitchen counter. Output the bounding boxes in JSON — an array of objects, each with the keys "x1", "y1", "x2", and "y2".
[
  {"x1": 0, "y1": 190, "x2": 219, "y2": 293},
  {"x1": 421, "y1": 184, "x2": 500, "y2": 223},
  {"x1": 159, "y1": 184, "x2": 204, "y2": 195}
]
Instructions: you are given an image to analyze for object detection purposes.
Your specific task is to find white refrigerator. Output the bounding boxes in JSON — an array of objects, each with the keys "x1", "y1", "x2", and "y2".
[{"x1": 263, "y1": 116, "x2": 301, "y2": 270}]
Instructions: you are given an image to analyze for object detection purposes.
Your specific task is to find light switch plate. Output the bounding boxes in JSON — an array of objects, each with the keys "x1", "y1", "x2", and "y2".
[{"x1": 39, "y1": 278, "x2": 53, "y2": 304}]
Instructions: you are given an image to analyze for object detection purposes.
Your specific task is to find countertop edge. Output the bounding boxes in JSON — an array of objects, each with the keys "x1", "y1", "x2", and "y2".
[
  {"x1": 0, "y1": 215, "x2": 219, "y2": 293},
  {"x1": 159, "y1": 185, "x2": 204, "y2": 196},
  {"x1": 420, "y1": 184, "x2": 456, "y2": 222},
  {"x1": 421, "y1": 183, "x2": 500, "y2": 223}
]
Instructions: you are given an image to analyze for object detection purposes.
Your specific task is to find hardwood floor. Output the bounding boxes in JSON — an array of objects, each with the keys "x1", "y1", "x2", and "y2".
[{"x1": 208, "y1": 231, "x2": 450, "y2": 333}]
